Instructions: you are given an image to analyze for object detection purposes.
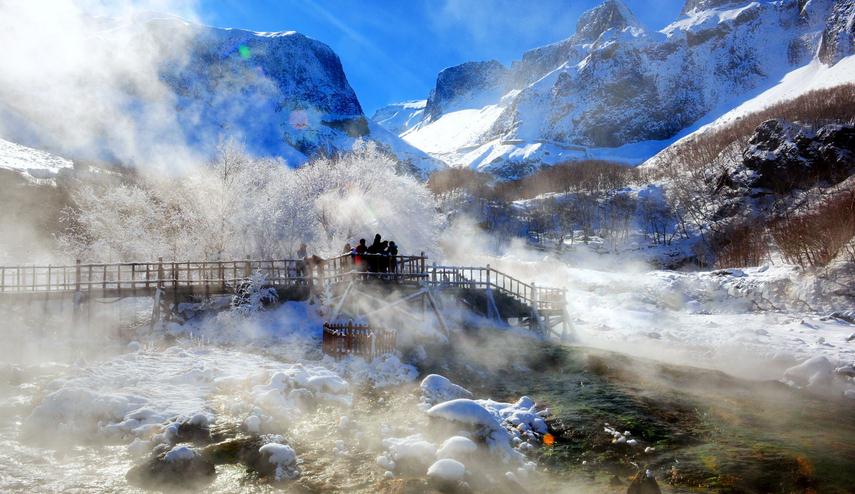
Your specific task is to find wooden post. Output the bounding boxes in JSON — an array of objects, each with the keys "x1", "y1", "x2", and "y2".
[
  {"x1": 244, "y1": 255, "x2": 251, "y2": 279},
  {"x1": 71, "y1": 260, "x2": 81, "y2": 327},
  {"x1": 172, "y1": 261, "x2": 178, "y2": 309},
  {"x1": 157, "y1": 257, "x2": 164, "y2": 289},
  {"x1": 420, "y1": 252, "x2": 426, "y2": 277}
]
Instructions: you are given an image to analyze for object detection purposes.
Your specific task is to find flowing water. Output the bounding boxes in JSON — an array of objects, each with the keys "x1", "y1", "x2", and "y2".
[{"x1": 1, "y1": 318, "x2": 854, "y2": 493}]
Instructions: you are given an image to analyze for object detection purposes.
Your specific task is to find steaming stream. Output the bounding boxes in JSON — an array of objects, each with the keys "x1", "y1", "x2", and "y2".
[{"x1": 1, "y1": 305, "x2": 854, "y2": 492}]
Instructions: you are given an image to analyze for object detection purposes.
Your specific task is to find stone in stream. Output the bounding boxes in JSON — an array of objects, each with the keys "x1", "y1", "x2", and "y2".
[
  {"x1": 627, "y1": 469, "x2": 661, "y2": 494},
  {"x1": 126, "y1": 444, "x2": 216, "y2": 489},
  {"x1": 200, "y1": 434, "x2": 299, "y2": 481}
]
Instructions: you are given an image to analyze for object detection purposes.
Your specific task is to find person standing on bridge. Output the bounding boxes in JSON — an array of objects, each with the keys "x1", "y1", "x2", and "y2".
[
  {"x1": 379, "y1": 240, "x2": 389, "y2": 273},
  {"x1": 296, "y1": 243, "x2": 308, "y2": 277},
  {"x1": 355, "y1": 238, "x2": 367, "y2": 273},
  {"x1": 367, "y1": 234, "x2": 382, "y2": 272},
  {"x1": 387, "y1": 241, "x2": 398, "y2": 275}
]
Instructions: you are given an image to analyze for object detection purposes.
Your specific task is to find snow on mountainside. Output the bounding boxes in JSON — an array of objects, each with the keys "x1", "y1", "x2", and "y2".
[
  {"x1": 370, "y1": 100, "x2": 426, "y2": 136},
  {"x1": 642, "y1": 53, "x2": 855, "y2": 170},
  {"x1": 0, "y1": 17, "x2": 443, "y2": 177},
  {"x1": 0, "y1": 137, "x2": 72, "y2": 180},
  {"x1": 375, "y1": 0, "x2": 854, "y2": 179}
]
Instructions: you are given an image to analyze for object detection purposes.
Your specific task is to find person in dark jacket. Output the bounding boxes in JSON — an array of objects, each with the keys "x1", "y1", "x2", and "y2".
[
  {"x1": 387, "y1": 241, "x2": 398, "y2": 275},
  {"x1": 367, "y1": 234, "x2": 382, "y2": 272},
  {"x1": 379, "y1": 240, "x2": 389, "y2": 273},
  {"x1": 355, "y1": 238, "x2": 367, "y2": 272}
]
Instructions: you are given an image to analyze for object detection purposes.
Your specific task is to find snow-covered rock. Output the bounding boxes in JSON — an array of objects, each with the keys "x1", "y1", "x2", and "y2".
[
  {"x1": 818, "y1": 0, "x2": 855, "y2": 64},
  {"x1": 126, "y1": 444, "x2": 215, "y2": 489},
  {"x1": 783, "y1": 355, "x2": 835, "y2": 389},
  {"x1": 258, "y1": 442, "x2": 300, "y2": 481},
  {"x1": 420, "y1": 374, "x2": 474, "y2": 406},
  {"x1": 426, "y1": 458, "x2": 466, "y2": 483}
]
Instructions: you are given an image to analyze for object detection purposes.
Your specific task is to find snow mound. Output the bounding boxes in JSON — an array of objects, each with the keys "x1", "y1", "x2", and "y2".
[
  {"x1": 427, "y1": 458, "x2": 466, "y2": 483},
  {"x1": 783, "y1": 356, "x2": 835, "y2": 389},
  {"x1": 259, "y1": 442, "x2": 300, "y2": 481},
  {"x1": 436, "y1": 436, "x2": 478, "y2": 460},
  {"x1": 427, "y1": 399, "x2": 517, "y2": 460},
  {"x1": 379, "y1": 434, "x2": 437, "y2": 469},
  {"x1": 420, "y1": 374, "x2": 473, "y2": 406}
]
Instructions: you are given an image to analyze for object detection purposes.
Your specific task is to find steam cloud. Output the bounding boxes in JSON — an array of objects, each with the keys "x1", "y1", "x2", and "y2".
[{"x1": 0, "y1": 0, "x2": 205, "y2": 169}]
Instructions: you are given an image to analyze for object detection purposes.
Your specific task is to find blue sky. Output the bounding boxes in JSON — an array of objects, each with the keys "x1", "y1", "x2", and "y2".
[{"x1": 192, "y1": 0, "x2": 684, "y2": 114}]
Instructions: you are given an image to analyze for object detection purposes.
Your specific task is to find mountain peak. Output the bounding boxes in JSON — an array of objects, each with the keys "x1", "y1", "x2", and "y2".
[
  {"x1": 679, "y1": 0, "x2": 744, "y2": 16},
  {"x1": 575, "y1": 0, "x2": 641, "y2": 43},
  {"x1": 424, "y1": 60, "x2": 509, "y2": 121}
]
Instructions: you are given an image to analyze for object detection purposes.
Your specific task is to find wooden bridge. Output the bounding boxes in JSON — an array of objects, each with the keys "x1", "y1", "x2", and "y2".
[{"x1": 0, "y1": 253, "x2": 570, "y2": 339}]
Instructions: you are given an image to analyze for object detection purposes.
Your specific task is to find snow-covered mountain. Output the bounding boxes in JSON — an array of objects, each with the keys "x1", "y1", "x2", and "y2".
[
  {"x1": 370, "y1": 100, "x2": 426, "y2": 136},
  {"x1": 0, "y1": 137, "x2": 73, "y2": 181},
  {"x1": 0, "y1": 17, "x2": 443, "y2": 177},
  {"x1": 376, "y1": 0, "x2": 854, "y2": 179}
]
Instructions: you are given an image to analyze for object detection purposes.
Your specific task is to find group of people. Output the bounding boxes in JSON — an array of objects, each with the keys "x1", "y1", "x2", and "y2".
[
  {"x1": 294, "y1": 233, "x2": 401, "y2": 279},
  {"x1": 344, "y1": 233, "x2": 399, "y2": 274}
]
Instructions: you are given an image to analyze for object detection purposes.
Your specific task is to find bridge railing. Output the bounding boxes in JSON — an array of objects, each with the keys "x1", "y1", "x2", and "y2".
[
  {"x1": 323, "y1": 253, "x2": 428, "y2": 284},
  {"x1": 0, "y1": 258, "x2": 306, "y2": 295},
  {"x1": 0, "y1": 255, "x2": 566, "y2": 313},
  {"x1": 427, "y1": 264, "x2": 566, "y2": 312}
]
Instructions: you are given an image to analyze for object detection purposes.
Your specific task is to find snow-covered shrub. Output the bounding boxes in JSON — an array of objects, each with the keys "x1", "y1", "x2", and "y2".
[{"x1": 230, "y1": 272, "x2": 278, "y2": 317}]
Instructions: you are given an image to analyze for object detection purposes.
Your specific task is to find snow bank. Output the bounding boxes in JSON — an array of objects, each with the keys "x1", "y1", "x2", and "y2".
[
  {"x1": 326, "y1": 354, "x2": 418, "y2": 388},
  {"x1": 165, "y1": 301, "x2": 324, "y2": 360},
  {"x1": 22, "y1": 346, "x2": 354, "y2": 452}
]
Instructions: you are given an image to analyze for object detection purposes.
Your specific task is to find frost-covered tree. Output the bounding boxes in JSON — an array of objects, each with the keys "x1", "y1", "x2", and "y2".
[{"x1": 60, "y1": 140, "x2": 441, "y2": 262}]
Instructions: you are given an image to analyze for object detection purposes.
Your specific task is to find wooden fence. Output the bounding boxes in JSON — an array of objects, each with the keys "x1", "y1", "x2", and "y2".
[{"x1": 322, "y1": 321, "x2": 397, "y2": 360}]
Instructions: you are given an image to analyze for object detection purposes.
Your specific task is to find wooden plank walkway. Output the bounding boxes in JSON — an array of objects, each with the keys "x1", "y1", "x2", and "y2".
[{"x1": 0, "y1": 253, "x2": 568, "y2": 336}]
